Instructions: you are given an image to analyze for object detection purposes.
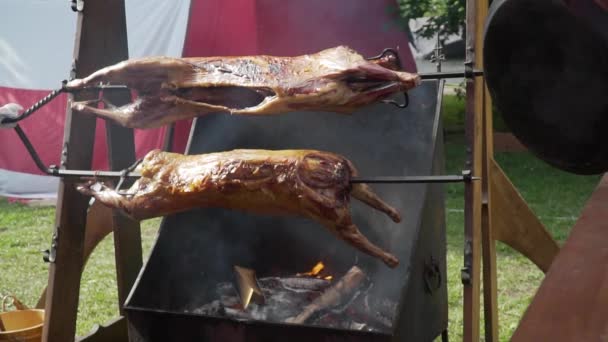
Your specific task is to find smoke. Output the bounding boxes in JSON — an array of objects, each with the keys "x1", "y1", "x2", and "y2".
[{"x1": 128, "y1": 81, "x2": 445, "y2": 332}]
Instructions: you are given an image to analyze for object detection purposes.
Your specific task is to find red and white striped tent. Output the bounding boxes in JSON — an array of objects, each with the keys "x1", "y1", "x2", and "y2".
[{"x1": 0, "y1": 0, "x2": 416, "y2": 199}]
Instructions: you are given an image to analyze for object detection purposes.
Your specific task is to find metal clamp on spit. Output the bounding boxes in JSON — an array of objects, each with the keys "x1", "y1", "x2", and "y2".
[{"x1": 365, "y1": 48, "x2": 410, "y2": 109}]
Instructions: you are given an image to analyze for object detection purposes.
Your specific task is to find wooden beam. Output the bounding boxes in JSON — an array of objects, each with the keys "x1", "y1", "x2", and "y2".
[
  {"x1": 43, "y1": 1, "x2": 134, "y2": 341},
  {"x1": 462, "y1": 0, "x2": 486, "y2": 339},
  {"x1": 490, "y1": 160, "x2": 559, "y2": 273},
  {"x1": 106, "y1": 119, "x2": 143, "y2": 311},
  {"x1": 37, "y1": 202, "x2": 114, "y2": 309},
  {"x1": 512, "y1": 175, "x2": 608, "y2": 341},
  {"x1": 42, "y1": 12, "x2": 96, "y2": 342},
  {"x1": 102, "y1": 1, "x2": 143, "y2": 309},
  {"x1": 477, "y1": 0, "x2": 498, "y2": 334}
]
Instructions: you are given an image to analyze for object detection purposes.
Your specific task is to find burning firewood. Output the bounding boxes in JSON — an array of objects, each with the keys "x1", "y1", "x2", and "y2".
[
  {"x1": 285, "y1": 266, "x2": 366, "y2": 324},
  {"x1": 233, "y1": 265, "x2": 265, "y2": 309}
]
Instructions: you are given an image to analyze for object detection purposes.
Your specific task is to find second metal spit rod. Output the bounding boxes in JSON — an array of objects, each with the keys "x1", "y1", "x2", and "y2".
[
  {"x1": 16, "y1": 116, "x2": 480, "y2": 184},
  {"x1": 52, "y1": 168, "x2": 478, "y2": 184}
]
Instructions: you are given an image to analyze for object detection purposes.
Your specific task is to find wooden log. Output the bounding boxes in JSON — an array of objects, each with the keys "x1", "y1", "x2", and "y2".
[
  {"x1": 490, "y1": 159, "x2": 559, "y2": 272},
  {"x1": 512, "y1": 175, "x2": 608, "y2": 341},
  {"x1": 42, "y1": 1, "x2": 131, "y2": 341},
  {"x1": 463, "y1": 0, "x2": 486, "y2": 339},
  {"x1": 284, "y1": 266, "x2": 366, "y2": 324},
  {"x1": 37, "y1": 201, "x2": 114, "y2": 309}
]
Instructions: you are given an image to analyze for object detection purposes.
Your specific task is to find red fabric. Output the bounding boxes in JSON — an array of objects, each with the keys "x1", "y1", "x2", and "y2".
[
  {"x1": 183, "y1": 0, "x2": 416, "y2": 71},
  {"x1": 1, "y1": 0, "x2": 415, "y2": 176},
  {"x1": 0, "y1": 87, "x2": 190, "y2": 175},
  {"x1": 183, "y1": 0, "x2": 259, "y2": 56}
]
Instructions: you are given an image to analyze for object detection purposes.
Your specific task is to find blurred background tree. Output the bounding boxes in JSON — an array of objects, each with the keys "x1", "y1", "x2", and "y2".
[{"x1": 396, "y1": 0, "x2": 466, "y2": 42}]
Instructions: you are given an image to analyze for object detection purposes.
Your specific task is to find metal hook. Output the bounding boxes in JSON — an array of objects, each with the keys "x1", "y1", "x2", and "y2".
[
  {"x1": 382, "y1": 91, "x2": 409, "y2": 109},
  {"x1": 366, "y1": 48, "x2": 403, "y2": 70},
  {"x1": 115, "y1": 158, "x2": 143, "y2": 191}
]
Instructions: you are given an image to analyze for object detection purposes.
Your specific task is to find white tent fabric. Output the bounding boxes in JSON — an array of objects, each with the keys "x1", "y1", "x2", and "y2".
[{"x1": 0, "y1": 0, "x2": 191, "y2": 199}]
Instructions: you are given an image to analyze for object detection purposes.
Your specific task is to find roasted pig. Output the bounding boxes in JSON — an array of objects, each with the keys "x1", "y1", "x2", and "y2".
[
  {"x1": 77, "y1": 149, "x2": 402, "y2": 267},
  {"x1": 66, "y1": 46, "x2": 420, "y2": 128}
]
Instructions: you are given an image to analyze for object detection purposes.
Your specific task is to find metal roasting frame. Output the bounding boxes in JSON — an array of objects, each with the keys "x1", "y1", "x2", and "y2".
[{"x1": 5, "y1": 0, "x2": 564, "y2": 341}]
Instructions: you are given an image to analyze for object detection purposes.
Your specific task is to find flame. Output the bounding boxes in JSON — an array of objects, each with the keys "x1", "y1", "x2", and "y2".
[
  {"x1": 297, "y1": 261, "x2": 332, "y2": 280},
  {"x1": 310, "y1": 262, "x2": 324, "y2": 276}
]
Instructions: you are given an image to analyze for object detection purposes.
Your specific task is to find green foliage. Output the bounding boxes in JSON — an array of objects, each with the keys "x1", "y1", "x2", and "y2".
[
  {"x1": 442, "y1": 93, "x2": 466, "y2": 132},
  {"x1": 397, "y1": 0, "x2": 466, "y2": 41}
]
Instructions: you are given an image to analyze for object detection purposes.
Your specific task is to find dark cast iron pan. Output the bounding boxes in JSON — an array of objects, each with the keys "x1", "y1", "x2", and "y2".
[{"x1": 484, "y1": 0, "x2": 608, "y2": 174}]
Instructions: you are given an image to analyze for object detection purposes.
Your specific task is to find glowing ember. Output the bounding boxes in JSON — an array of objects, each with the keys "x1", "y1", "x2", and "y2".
[{"x1": 297, "y1": 261, "x2": 332, "y2": 280}]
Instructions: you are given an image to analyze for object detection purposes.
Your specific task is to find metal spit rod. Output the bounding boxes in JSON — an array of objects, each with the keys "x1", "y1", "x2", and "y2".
[
  {"x1": 52, "y1": 169, "x2": 478, "y2": 184},
  {"x1": 15, "y1": 113, "x2": 479, "y2": 184},
  {"x1": 4, "y1": 63, "x2": 483, "y2": 185}
]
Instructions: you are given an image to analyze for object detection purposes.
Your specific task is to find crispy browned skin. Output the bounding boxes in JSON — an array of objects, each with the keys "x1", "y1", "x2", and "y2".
[
  {"x1": 66, "y1": 46, "x2": 420, "y2": 128},
  {"x1": 77, "y1": 149, "x2": 401, "y2": 267}
]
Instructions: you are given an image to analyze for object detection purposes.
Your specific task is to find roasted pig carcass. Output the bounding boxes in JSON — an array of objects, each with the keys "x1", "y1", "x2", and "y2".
[
  {"x1": 77, "y1": 149, "x2": 402, "y2": 267},
  {"x1": 66, "y1": 46, "x2": 420, "y2": 128}
]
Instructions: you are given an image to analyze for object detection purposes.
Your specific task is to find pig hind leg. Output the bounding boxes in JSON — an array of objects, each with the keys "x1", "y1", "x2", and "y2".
[{"x1": 320, "y1": 209, "x2": 399, "y2": 268}]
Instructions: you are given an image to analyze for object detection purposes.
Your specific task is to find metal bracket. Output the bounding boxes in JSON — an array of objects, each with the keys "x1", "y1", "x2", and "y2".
[
  {"x1": 461, "y1": 238, "x2": 473, "y2": 285},
  {"x1": 42, "y1": 228, "x2": 59, "y2": 263},
  {"x1": 462, "y1": 169, "x2": 474, "y2": 183},
  {"x1": 71, "y1": 0, "x2": 84, "y2": 12},
  {"x1": 60, "y1": 143, "x2": 69, "y2": 169},
  {"x1": 423, "y1": 256, "x2": 442, "y2": 295},
  {"x1": 70, "y1": 60, "x2": 78, "y2": 80},
  {"x1": 464, "y1": 61, "x2": 475, "y2": 79}
]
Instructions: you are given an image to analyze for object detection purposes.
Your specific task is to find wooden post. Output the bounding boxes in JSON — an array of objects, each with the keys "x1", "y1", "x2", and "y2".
[
  {"x1": 481, "y1": 69, "x2": 499, "y2": 342},
  {"x1": 476, "y1": 0, "x2": 499, "y2": 338},
  {"x1": 466, "y1": 0, "x2": 560, "y2": 340},
  {"x1": 42, "y1": 1, "x2": 138, "y2": 341},
  {"x1": 100, "y1": 0, "x2": 143, "y2": 309},
  {"x1": 512, "y1": 175, "x2": 608, "y2": 341},
  {"x1": 462, "y1": 0, "x2": 483, "y2": 338}
]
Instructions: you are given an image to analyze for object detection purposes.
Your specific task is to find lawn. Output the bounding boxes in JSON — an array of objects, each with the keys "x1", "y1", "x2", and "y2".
[{"x1": 0, "y1": 97, "x2": 601, "y2": 340}]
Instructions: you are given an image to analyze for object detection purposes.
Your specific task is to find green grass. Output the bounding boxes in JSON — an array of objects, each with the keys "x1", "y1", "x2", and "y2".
[
  {"x1": 442, "y1": 134, "x2": 600, "y2": 341},
  {"x1": 441, "y1": 93, "x2": 511, "y2": 133},
  {"x1": 0, "y1": 138, "x2": 600, "y2": 340}
]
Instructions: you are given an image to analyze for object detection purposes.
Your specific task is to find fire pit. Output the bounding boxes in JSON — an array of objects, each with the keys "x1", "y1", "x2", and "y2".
[{"x1": 124, "y1": 81, "x2": 447, "y2": 341}]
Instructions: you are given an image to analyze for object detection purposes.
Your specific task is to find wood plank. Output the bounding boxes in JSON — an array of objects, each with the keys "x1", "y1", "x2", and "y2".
[
  {"x1": 37, "y1": 202, "x2": 114, "y2": 309},
  {"x1": 490, "y1": 160, "x2": 559, "y2": 272},
  {"x1": 479, "y1": 0, "x2": 499, "y2": 333},
  {"x1": 462, "y1": 0, "x2": 486, "y2": 340},
  {"x1": 43, "y1": 1, "x2": 134, "y2": 341},
  {"x1": 77, "y1": 316, "x2": 127, "y2": 342},
  {"x1": 106, "y1": 119, "x2": 143, "y2": 310},
  {"x1": 42, "y1": 11, "x2": 96, "y2": 342},
  {"x1": 512, "y1": 174, "x2": 608, "y2": 341},
  {"x1": 102, "y1": 9, "x2": 144, "y2": 310}
]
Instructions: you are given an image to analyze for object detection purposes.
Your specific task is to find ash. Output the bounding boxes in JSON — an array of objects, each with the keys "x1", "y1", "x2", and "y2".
[{"x1": 189, "y1": 276, "x2": 395, "y2": 332}]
